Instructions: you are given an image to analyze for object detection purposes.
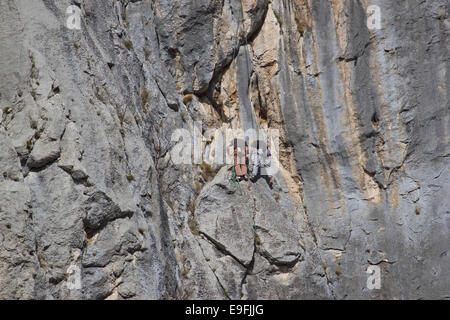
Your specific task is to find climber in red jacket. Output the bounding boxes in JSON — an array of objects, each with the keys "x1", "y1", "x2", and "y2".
[{"x1": 233, "y1": 138, "x2": 249, "y2": 181}]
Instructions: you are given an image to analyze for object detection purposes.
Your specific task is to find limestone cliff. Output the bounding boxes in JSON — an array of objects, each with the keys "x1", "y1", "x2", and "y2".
[{"x1": 0, "y1": 0, "x2": 448, "y2": 299}]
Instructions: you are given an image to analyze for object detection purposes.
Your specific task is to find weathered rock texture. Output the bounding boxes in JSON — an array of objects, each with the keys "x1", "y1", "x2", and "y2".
[{"x1": 0, "y1": 0, "x2": 448, "y2": 299}]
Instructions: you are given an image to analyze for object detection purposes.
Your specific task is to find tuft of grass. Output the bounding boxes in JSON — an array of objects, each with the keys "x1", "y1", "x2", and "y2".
[
  {"x1": 310, "y1": 230, "x2": 318, "y2": 245},
  {"x1": 181, "y1": 268, "x2": 189, "y2": 278},
  {"x1": 166, "y1": 199, "x2": 174, "y2": 211},
  {"x1": 200, "y1": 162, "x2": 216, "y2": 183},
  {"x1": 124, "y1": 40, "x2": 133, "y2": 51},
  {"x1": 126, "y1": 174, "x2": 135, "y2": 182},
  {"x1": 194, "y1": 182, "x2": 202, "y2": 194},
  {"x1": 254, "y1": 234, "x2": 261, "y2": 246},
  {"x1": 37, "y1": 253, "x2": 47, "y2": 268},
  {"x1": 335, "y1": 268, "x2": 342, "y2": 277},
  {"x1": 188, "y1": 181, "x2": 202, "y2": 214},
  {"x1": 222, "y1": 288, "x2": 230, "y2": 299},
  {"x1": 141, "y1": 88, "x2": 149, "y2": 106},
  {"x1": 274, "y1": 193, "x2": 281, "y2": 202},
  {"x1": 144, "y1": 49, "x2": 151, "y2": 60},
  {"x1": 26, "y1": 139, "x2": 33, "y2": 151},
  {"x1": 298, "y1": 241, "x2": 306, "y2": 252},
  {"x1": 188, "y1": 198, "x2": 197, "y2": 215},
  {"x1": 188, "y1": 218, "x2": 200, "y2": 236},
  {"x1": 118, "y1": 113, "x2": 125, "y2": 127},
  {"x1": 182, "y1": 94, "x2": 194, "y2": 104}
]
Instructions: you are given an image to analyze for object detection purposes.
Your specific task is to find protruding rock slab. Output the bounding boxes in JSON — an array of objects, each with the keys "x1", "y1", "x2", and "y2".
[{"x1": 195, "y1": 167, "x2": 255, "y2": 266}]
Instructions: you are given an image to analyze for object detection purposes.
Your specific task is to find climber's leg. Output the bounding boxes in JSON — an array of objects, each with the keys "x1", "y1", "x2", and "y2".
[
  {"x1": 251, "y1": 161, "x2": 259, "y2": 180},
  {"x1": 262, "y1": 164, "x2": 273, "y2": 187},
  {"x1": 241, "y1": 157, "x2": 248, "y2": 180}
]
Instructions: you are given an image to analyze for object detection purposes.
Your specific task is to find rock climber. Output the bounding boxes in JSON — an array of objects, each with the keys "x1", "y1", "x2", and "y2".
[
  {"x1": 233, "y1": 138, "x2": 249, "y2": 181},
  {"x1": 250, "y1": 140, "x2": 273, "y2": 187}
]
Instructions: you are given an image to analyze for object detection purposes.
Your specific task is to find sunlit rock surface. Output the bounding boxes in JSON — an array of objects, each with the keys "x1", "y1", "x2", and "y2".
[{"x1": 0, "y1": 0, "x2": 448, "y2": 299}]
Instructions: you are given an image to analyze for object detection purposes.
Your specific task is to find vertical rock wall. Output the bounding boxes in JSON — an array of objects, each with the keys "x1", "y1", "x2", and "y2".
[{"x1": 0, "y1": 0, "x2": 448, "y2": 299}]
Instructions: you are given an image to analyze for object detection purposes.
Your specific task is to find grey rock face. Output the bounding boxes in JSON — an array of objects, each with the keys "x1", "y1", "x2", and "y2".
[
  {"x1": 195, "y1": 167, "x2": 255, "y2": 266},
  {"x1": 0, "y1": 0, "x2": 448, "y2": 300}
]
